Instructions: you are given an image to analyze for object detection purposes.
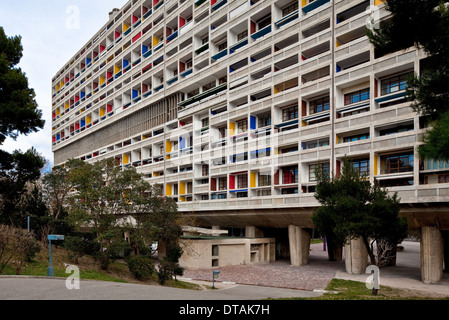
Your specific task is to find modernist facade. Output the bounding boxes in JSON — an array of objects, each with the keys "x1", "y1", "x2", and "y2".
[{"x1": 51, "y1": 0, "x2": 449, "y2": 279}]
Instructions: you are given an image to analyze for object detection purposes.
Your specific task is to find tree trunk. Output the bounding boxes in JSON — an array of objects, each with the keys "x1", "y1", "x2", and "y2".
[{"x1": 362, "y1": 237, "x2": 377, "y2": 265}]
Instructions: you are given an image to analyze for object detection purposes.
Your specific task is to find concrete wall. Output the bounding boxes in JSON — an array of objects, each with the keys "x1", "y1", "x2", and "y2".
[{"x1": 179, "y1": 237, "x2": 276, "y2": 270}]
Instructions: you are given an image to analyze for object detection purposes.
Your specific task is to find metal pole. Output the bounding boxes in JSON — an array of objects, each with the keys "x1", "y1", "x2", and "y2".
[{"x1": 48, "y1": 239, "x2": 54, "y2": 277}]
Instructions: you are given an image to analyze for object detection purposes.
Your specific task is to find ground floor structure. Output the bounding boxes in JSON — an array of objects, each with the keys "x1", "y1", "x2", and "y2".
[{"x1": 180, "y1": 204, "x2": 449, "y2": 284}]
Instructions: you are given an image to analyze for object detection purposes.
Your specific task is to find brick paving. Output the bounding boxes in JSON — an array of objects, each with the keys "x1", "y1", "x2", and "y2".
[{"x1": 182, "y1": 243, "x2": 345, "y2": 291}]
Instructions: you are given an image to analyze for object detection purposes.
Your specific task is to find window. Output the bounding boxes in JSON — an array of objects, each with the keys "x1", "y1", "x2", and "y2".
[
  {"x1": 379, "y1": 124, "x2": 413, "y2": 136},
  {"x1": 236, "y1": 191, "x2": 248, "y2": 198},
  {"x1": 256, "y1": 189, "x2": 271, "y2": 196},
  {"x1": 309, "y1": 163, "x2": 330, "y2": 181},
  {"x1": 303, "y1": 138, "x2": 329, "y2": 150},
  {"x1": 309, "y1": 96, "x2": 330, "y2": 114},
  {"x1": 351, "y1": 158, "x2": 370, "y2": 176},
  {"x1": 201, "y1": 118, "x2": 209, "y2": 128},
  {"x1": 282, "y1": 105, "x2": 298, "y2": 121},
  {"x1": 202, "y1": 36, "x2": 209, "y2": 45},
  {"x1": 237, "y1": 119, "x2": 248, "y2": 133},
  {"x1": 202, "y1": 164, "x2": 209, "y2": 176},
  {"x1": 258, "y1": 173, "x2": 271, "y2": 186},
  {"x1": 381, "y1": 72, "x2": 412, "y2": 95},
  {"x1": 344, "y1": 88, "x2": 370, "y2": 105},
  {"x1": 381, "y1": 152, "x2": 414, "y2": 174},
  {"x1": 282, "y1": 166, "x2": 298, "y2": 184},
  {"x1": 282, "y1": 187, "x2": 298, "y2": 194},
  {"x1": 218, "y1": 177, "x2": 227, "y2": 190},
  {"x1": 423, "y1": 159, "x2": 449, "y2": 171},
  {"x1": 282, "y1": 2, "x2": 299, "y2": 16},
  {"x1": 257, "y1": 14, "x2": 271, "y2": 30},
  {"x1": 281, "y1": 146, "x2": 298, "y2": 153},
  {"x1": 218, "y1": 41, "x2": 227, "y2": 52},
  {"x1": 438, "y1": 174, "x2": 449, "y2": 183},
  {"x1": 258, "y1": 112, "x2": 271, "y2": 128},
  {"x1": 237, "y1": 174, "x2": 248, "y2": 188},
  {"x1": 343, "y1": 133, "x2": 370, "y2": 143},
  {"x1": 237, "y1": 30, "x2": 248, "y2": 41},
  {"x1": 188, "y1": 88, "x2": 199, "y2": 98},
  {"x1": 203, "y1": 81, "x2": 216, "y2": 91}
]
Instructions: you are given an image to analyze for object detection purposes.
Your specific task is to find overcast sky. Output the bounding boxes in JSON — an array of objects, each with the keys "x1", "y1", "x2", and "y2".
[{"x1": 0, "y1": 0, "x2": 127, "y2": 167}]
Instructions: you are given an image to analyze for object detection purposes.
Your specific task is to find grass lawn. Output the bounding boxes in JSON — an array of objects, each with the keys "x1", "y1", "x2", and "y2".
[{"x1": 301, "y1": 278, "x2": 449, "y2": 300}]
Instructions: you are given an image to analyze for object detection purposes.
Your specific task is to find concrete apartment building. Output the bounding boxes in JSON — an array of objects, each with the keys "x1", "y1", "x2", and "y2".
[{"x1": 51, "y1": 0, "x2": 449, "y2": 282}]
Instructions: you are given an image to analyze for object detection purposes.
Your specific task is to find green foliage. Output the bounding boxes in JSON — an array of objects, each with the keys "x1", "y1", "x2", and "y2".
[
  {"x1": 313, "y1": 160, "x2": 408, "y2": 265},
  {"x1": 0, "y1": 27, "x2": 44, "y2": 144},
  {"x1": 0, "y1": 148, "x2": 46, "y2": 226},
  {"x1": 368, "y1": 0, "x2": 449, "y2": 161},
  {"x1": 127, "y1": 255, "x2": 155, "y2": 280},
  {"x1": 157, "y1": 242, "x2": 184, "y2": 284},
  {"x1": 64, "y1": 233, "x2": 99, "y2": 264}
]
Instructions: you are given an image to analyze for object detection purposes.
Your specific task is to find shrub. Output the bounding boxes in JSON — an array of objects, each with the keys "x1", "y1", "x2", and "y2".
[{"x1": 127, "y1": 256, "x2": 155, "y2": 280}]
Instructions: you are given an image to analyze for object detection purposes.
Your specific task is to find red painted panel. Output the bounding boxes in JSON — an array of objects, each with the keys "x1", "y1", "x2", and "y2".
[{"x1": 229, "y1": 175, "x2": 235, "y2": 190}]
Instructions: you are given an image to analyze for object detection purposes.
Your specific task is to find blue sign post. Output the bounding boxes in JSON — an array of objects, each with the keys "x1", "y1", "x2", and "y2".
[{"x1": 47, "y1": 235, "x2": 65, "y2": 277}]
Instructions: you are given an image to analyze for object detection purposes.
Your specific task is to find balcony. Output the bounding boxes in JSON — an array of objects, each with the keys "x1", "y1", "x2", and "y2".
[
  {"x1": 275, "y1": 10, "x2": 299, "y2": 28},
  {"x1": 179, "y1": 83, "x2": 228, "y2": 108},
  {"x1": 212, "y1": 0, "x2": 227, "y2": 11},
  {"x1": 251, "y1": 25, "x2": 272, "y2": 41},
  {"x1": 211, "y1": 48, "x2": 228, "y2": 61},
  {"x1": 302, "y1": 0, "x2": 330, "y2": 13}
]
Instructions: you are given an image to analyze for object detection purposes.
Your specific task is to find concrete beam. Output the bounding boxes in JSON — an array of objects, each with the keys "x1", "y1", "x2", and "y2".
[
  {"x1": 421, "y1": 226, "x2": 444, "y2": 283},
  {"x1": 288, "y1": 225, "x2": 311, "y2": 266}
]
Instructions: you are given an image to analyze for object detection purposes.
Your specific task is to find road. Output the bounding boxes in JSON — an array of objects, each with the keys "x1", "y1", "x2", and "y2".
[{"x1": 0, "y1": 277, "x2": 321, "y2": 300}]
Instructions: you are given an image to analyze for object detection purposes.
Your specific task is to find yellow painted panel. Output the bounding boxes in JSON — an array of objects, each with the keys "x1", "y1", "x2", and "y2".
[
  {"x1": 99, "y1": 76, "x2": 105, "y2": 85},
  {"x1": 165, "y1": 184, "x2": 172, "y2": 196},
  {"x1": 302, "y1": 121, "x2": 307, "y2": 127},
  {"x1": 56, "y1": 109, "x2": 61, "y2": 116},
  {"x1": 179, "y1": 196, "x2": 185, "y2": 202},
  {"x1": 336, "y1": 40, "x2": 341, "y2": 47},
  {"x1": 123, "y1": 22, "x2": 130, "y2": 32},
  {"x1": 274, "y1": 86, "x2": 279, "y2": 94},
  {"x1": 153, "y1": 36, "x2": 160, "y2": 47},
  {"x1": 56, "y1": 84, "x2": 60, "y2": 91},
  {"x1": 166, "y1": 140, "x2": 172, "y2": 153},
  {"x1": 302, "y1": 0, "x2": 307, "y2": 7},
  {"x1": 229, "y1": 121, "x2": 235, "y2": 136},
  {"x1": 274, "y1": 148, "x2": 279, "y2": 155},
  {"x1": 100, "y1": 108, "x2": 106, "y2": 117},
  {"x1": 114, "y1": 65, "x2": 121, "y2": 74},
  {"x1": 336, "y1": 135, "x2": 342, "y2": 144},
  {"x1": 123, "y1": 154, "x2": 129, "y2": 164},
  {"x1": 180, "y1": 182, "x2": 186, "y2": 195},
  {"x1": 65, "y1": 102, "x2": 70, "y2": 110},
  {"x1": 250, "y1": 172, "x2": 256, "y2": 188},
  {"x1": 375, "y1": 0, "x2": 384, "y2": 5},
  {"x1": 153, "y1": 172, "x2": 159, "y2": 177}
]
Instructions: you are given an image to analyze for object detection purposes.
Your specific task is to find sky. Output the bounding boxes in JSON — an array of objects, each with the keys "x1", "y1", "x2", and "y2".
[{"x1": 0, "y1": 0, "x2": 127, "y2": 167}]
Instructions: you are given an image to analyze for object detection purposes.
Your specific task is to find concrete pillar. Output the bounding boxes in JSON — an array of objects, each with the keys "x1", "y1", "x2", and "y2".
[
  {"x1": 245, "y1": 226, "x2": 263, "y2": 238},
  {"x1": 288, "y1": 225, "x2": 311, "y2": 266},
  {"x1": 442, "y1": 231, "x2": 449, "y2": 273},
  {"x1": 421, "y1": 226, "x2": 444, "y2": 283},
  {"x1": 345, "y1": 237, "x2": 368, "y2": 274}
]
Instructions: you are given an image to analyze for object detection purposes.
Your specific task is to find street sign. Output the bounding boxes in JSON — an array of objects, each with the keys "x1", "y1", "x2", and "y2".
[{"x1": 48, "y1": 235, "x2": 65, "y2": 241}]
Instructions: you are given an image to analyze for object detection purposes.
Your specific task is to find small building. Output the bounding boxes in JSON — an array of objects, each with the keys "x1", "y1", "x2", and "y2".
[{"x1": 178, "y1": 227, "x2": 275, "y2": 269}]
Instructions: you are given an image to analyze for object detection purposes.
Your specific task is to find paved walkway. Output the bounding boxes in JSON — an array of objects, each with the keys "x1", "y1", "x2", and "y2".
[{"x1": 182, "y1": 241, "x2": 449, "y2": 297}]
